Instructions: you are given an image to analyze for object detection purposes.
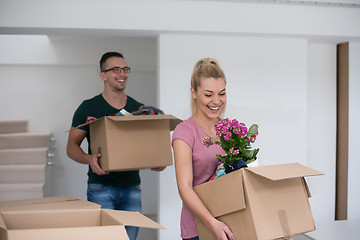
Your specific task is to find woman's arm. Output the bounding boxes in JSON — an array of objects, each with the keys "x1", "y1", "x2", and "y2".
[{"x1": 173, "y1": 139, "x2": 235, "y2": 240}]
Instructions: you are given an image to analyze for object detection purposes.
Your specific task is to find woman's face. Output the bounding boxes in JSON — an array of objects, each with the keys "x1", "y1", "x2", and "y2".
[{"x1": 192, "y1": 77, "x2": 226, "y2": 119}]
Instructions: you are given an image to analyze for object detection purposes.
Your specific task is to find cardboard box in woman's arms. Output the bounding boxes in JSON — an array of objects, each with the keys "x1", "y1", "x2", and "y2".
[{"x1": 194, "y1": 163, "x2": 324, "y2": 240}]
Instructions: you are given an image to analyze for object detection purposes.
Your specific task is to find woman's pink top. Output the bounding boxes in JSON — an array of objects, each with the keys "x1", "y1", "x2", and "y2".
[{"x1": 172, "y1": 117, "x2": 224, "y2": 239}]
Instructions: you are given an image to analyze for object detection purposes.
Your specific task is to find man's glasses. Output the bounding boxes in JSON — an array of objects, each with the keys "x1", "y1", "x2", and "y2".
[{"x1": 102, "y1": 67, "x2": 131, "y2": 74}]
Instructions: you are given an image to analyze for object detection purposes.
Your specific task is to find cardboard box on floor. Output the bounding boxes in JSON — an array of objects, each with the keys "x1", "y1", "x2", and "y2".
[
  {"x1": 194, "y1": 163, "x2": 323, "y2": 240},
  {"x1": 76, "y1": 115, "x2": 182, "y2": 172},
  {"x1": 0, "y1": 195, "x2": 165, "y2": 240}
]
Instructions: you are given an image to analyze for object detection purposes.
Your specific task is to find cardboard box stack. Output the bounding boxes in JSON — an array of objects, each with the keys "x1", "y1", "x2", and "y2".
[
  {"x1": 0, "y1": 120, "x2": 51, "y2": 201},
  {"x1": 194, "y1": 163, "x2": 323, "y2": 240},
  {"x1": 0, "y1": 196, "x2": 165, "y2": 240}
]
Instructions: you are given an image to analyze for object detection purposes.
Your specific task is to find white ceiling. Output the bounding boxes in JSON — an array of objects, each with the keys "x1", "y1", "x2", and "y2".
[{"x1": 189, "y1": 0, "x2": 360, "y2": 7}]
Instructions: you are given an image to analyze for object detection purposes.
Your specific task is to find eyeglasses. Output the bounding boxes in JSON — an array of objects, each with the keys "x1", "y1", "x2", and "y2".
[{"x1": 102, "y1": 66, "x2": 131, "y2": 74}]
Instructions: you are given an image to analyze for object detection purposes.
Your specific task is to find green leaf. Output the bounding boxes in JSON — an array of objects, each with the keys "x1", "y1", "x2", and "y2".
[
  {"x1": 245, "y1": 157, "x2": 257, "y2": 165},
  {"x1": 216, "y1": 154, "x2": 226, "y2": 161},
  {"x1": 247, "y1": 124, "x2": 258, "y2": 137}
]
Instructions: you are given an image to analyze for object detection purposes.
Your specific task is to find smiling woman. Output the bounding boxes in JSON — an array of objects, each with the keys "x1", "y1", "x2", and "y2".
[
  {"x1": 190, "y1": 58, "x2": 227, "y2": 117},
  {"x1": 172, "y1": 58, "x2": 236, "y2": 240}
]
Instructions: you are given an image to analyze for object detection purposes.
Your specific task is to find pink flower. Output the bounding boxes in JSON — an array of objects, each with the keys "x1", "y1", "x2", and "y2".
[
  {"x1": 248, "y1": 133, "x2": 257, "y2": 142},
  {"x1": 203, "y1": 137, "x2": 214, "y2": 147},
  {"x1": 224, "y1": 132, "x2": 232, "y2": 141}
]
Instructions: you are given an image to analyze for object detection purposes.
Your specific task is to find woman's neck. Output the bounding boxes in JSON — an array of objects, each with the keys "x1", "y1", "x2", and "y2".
[{"x1": 193, "y1": 113, "x2": 219, "y2": 139}]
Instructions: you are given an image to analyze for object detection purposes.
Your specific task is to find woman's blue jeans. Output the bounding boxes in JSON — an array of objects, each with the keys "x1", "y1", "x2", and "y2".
[
  {"x1": 87, "y1": 184, "x2": 142, "y2": 240},
  {"x1": 183, "y1": 237, "x2": 199, "y2": 240}
]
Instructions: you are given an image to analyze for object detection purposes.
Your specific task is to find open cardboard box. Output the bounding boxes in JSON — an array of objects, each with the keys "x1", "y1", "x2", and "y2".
[
  {"x1": 194, "y1": 163, "x2": 323, "y2": 240},
  {"x1": 0, "y1": 196, "x2": 165, "y2": 240},
  {"x1": 76, "y1": 115, "x2": 182, "y2": 172}
]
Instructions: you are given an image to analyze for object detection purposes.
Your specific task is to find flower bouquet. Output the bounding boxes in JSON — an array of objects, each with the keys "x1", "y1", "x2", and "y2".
[{"x1": 203, "y1": 118, "x2": 259, "y2": 179}]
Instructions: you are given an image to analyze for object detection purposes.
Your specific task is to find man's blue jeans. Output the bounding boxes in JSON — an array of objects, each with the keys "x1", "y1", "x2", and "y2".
[{"x1": 87, "y1": 184, "x2": 142, "y2": 240}]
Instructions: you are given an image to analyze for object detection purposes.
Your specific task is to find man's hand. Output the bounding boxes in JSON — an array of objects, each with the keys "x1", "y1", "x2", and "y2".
[
  {"x1": 87, "y1": 153, "x2": 109, "y2": 175},
  {"x1": 150, "y1": 167, "x2": 166, "y2": 172}
]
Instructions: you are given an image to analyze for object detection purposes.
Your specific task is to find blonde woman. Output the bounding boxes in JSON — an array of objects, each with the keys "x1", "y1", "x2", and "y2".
[{"x1": 172, "y1": 58, "x2": 236, "y2": 240}]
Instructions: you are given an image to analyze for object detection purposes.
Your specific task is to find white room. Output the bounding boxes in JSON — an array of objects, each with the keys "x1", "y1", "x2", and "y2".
[{"x1": 0, "y1": 0, "x2": 360, "y2": 239}]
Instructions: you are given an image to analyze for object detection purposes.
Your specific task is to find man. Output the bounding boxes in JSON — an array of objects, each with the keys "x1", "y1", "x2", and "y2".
[{"x1": 67, "y1": 52, "x2": 165, "y2": 240}]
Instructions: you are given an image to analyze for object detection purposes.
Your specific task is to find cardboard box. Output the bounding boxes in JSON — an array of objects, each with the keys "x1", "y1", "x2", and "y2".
[
  {"x1": 77, "y1": 115, "x2": 182, "y2": 172},
  {"x1": 0, "y1": 196, "x2": 165, "y2": 240},
  {"x1": 193, "y1": 163, "x2": 323, "y2": 240},
  {"x1": 0, "y1": 195, "x2": 98, "y2": 211}
]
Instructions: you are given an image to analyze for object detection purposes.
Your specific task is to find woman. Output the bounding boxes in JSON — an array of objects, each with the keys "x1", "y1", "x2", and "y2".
[{"x1": 172, "y1": 58, "x2": 236, "y2": 240}]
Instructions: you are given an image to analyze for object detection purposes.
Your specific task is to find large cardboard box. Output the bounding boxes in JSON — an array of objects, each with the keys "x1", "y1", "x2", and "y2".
[
  {"x1": 0, "y1": 196, "x2": 165, "y2": 240},
  {"x1": 193, "y1": 163, "x2": 323, "y2": 240},
  {"x1": 77, "y1": 115, "x2": 182, "y2": 172}
]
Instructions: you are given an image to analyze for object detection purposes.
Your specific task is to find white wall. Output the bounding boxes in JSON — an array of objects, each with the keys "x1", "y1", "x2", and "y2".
[
  {"x1": 307, "y1": 43, "x2": 337, "y2": 222},
  {"x1": 348, "y1": 42, "x2": 360, "y2": 220}
]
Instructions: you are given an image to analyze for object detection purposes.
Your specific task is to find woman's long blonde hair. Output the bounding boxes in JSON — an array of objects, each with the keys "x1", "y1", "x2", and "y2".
[{"x1": 190, "y1": 58, "x2": 226, "y2": 116}]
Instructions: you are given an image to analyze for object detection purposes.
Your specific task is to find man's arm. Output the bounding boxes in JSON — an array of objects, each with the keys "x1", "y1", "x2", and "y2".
[{"x1": 66, "y1": 127, "x2": 109, "y2": 175}]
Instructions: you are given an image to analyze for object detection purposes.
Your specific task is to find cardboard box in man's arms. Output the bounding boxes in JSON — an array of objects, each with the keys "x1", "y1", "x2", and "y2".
[{"x1": 76, "y1": 115, "x2": 182, "y2": 172}]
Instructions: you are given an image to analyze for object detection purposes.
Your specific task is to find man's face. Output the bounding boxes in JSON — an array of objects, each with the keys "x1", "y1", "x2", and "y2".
[{"x1": 101, "y1": 57, "x2": 129, "y2": 91}]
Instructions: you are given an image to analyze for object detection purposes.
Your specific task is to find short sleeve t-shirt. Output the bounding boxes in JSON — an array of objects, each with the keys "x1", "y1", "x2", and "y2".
[
  {"x1": 71, "y1": 94, "x2": 144, "y2": 186},
  {"x1": 171, "y1": 117, "x2": 225, "y2": 239}
]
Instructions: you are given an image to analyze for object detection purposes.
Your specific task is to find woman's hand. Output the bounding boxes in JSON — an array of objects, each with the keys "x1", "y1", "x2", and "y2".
[{"x1": 210, "y1": 219, "x2": 235, "y2": 240}]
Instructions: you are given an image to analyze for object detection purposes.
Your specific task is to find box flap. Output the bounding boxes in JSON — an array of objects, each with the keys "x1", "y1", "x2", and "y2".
[
  {"x1": 194, "y1": 169, "x2": 246, "y2": 218},
  {"x1": 0, "y1": 196, "x2": 76, "y2": 209},
  {"x1": 245, "y1": 163, "x2": 324, "y2": 180},
  {"x1": 102, "y1": 209, "x2": 166, "y2": 229},
  {"x1": 75, "y1": 115, "x2": 182, "y2": 131},
  {"x1": 0, "y1": 213, "x2": 6, "y2": 230},
  {"x1": 302, "y1": 178, "x2": 312, "y2": 198},
  {"x1": 1, "y1": 200, "x2": 100, "y2": 213},
  {"x1": 2, "y1": 208, "x2": 101, "y2": 230},
  {"x1": 0, "y1": 196, "x2": 100, "y2": 213}
]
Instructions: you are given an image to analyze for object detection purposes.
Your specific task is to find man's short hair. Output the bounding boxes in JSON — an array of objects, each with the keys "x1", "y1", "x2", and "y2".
[{"x1": 100, "y1": 52, "x2": 124, "y2": 71}]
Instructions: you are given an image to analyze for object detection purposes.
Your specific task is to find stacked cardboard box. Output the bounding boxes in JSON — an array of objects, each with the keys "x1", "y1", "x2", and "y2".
[{"x1": 0, "y1": 120, "x2": 50, "y2": 201}]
